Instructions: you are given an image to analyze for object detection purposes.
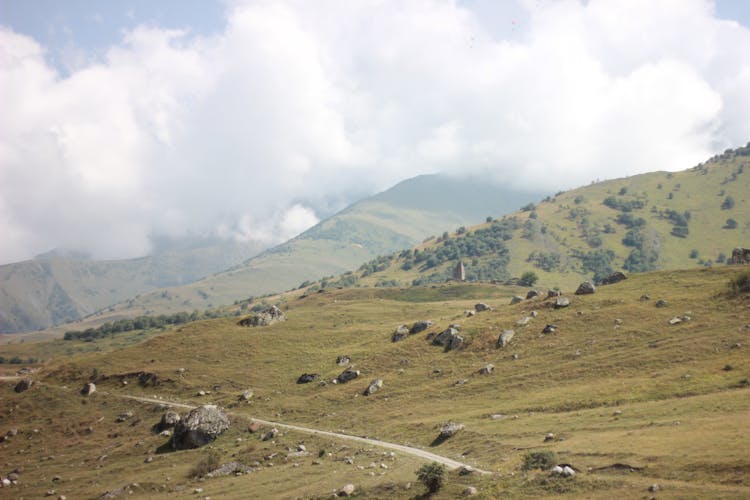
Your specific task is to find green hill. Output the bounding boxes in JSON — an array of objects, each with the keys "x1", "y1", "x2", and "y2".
[
  {"x1": 0, "y1": 241, "x2": 266, "y2": 334},
  {"x1": 352, "y1": 144, "x2": 750, "y2": 291},
  {"x1": 1, "y1": 265, "x2": 748, "y2": 497}
]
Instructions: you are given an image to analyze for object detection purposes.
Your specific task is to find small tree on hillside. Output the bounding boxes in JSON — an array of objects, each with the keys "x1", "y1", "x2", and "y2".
[
  {"x1": 417, "y1": 462, "x2": 445, "y2": 494},
  {"x1": 519, "y1": 271, "x2": 539, "y2": 287}
]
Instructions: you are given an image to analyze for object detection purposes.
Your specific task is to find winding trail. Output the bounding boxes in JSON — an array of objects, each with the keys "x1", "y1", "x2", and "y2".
[{"x1": 119, "y1": 393, "x2": 491, "y2": 474}]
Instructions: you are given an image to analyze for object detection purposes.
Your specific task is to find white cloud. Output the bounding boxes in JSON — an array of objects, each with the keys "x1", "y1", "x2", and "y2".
[{"x1": 1, "y1": 0, "x2": 749, "y2": 264}]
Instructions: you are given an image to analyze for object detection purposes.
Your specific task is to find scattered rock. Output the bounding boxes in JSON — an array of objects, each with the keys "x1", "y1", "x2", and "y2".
[
  {"x1": 336, "y1": 369, "x2": 360, "y2": 384},
  {"x1": 640, "y1": 294, "x2": 650, "y2": 301},
  {"x1": 247, "y1": 422, "x2": 261, "y2": 433},
  {"x1": 530, "y1": 310, "x2": 538, "y2": 318},
  {"x1": 465, "y1": 310, "x2": 476, "y2": 317},
  {"x1": 239, "y1": 390, "x2": 254, "y2": 401},
  {"x1": 458, "y1": 465, "x2": 475, "y2": 475},
  {"x1": 648, "y1": 483, "x2": 661, "y2": 492},
  {"x1": 261, "y1": 428, "x2": 278, "y2": 441},
  {"x1": 116, "y1": 411, "x2": 133, "y2": 423},
  {"x1": 526, "y1": 290, "x2": 541, "y2": 300},
  {"x1": 338, "y1": 484, "x2": 355, "y2": 497},
  {"x1": 516, "y1": 316, "x2": 532, "y2": 326},
  {"x1": 172, "y1": 405, "x2": 230, "y2": 450},
  {"x1": 475, "y1": 303, "x2": 492, "y2": 312},
  {"x1": 237, "y1": 306, "x2": 286, "y2": 327},
  {"x1": 478, "y1": 364, "x2": 494, "y2": 375},
  {"x1": 497, "y1": 329, "x2": 515, "y2": 348},
  {"x1": 392, "y1": 325, "x2": 409, "y2": 342},
  {"x1": 547, "y1": 290, "x2": 561, "y2": 299},
  {"x1": 81, "y1": 383, "x2": 96, "y2": 396},
  {"x1": 655, "y1": 299, "x2": 668, "y2": 308},
  {"x1": 553, "y1": 296, "x2": 570, "y2": 309},
  {"x1": 463, "y1": 486, "x2": 478, "y2": 496},
  {"x1": 614, "y1": 318, "x2": 623, "y2": 326},
  {"x1": 551, "y1": 465, "x2": 563, "y2": 474},
  {"x1": 205, "y1": 461, "x2": 253, "y2": 478},
  {"x1": 510, "y1": 295, "x2": 523, "y2": 305},
  {"x1": 144, "y1": 456, "x2": 153, "y2": 463},
  {"x1": 336, "y1": 355, "x2": 351, "y2": 366},
  {"x1": 542, "y1": 324, "x2": 558, "y2": 334},
  {"x1": 575, "y1": 281, "x2": 596, "y2": 295},
  {"x1": 364, "y1": 379, "x2": 383, "y2": 396},
  {"x1": 409, "y1": 320, "x2": 434, "y2": 334},
  {"x1": 14, "y1": 378, "x2": 33, "y2": 393},
  {"x1": 297, "y1": 373, "x2": 320, "y2": 384},
  {"x1": 668, "y1": 317, "x2": 683, "y2": 325},
  {"x1": 599, "y1": 271, "x2": 627, "y2": 285},
  {"x1": 544, "y1": 432, "x2": 555, "y2": 442},
  {"x1": 439, "y1": 422, "x2": 464, "y2": 438},
  {"x1": 432, "y1": 327, "x2": 464, "y2": 351}
]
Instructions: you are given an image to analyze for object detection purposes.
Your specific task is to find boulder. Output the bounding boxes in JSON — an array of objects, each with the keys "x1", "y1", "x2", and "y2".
[
  {"x1": 516, "y1": 316, "x2": 532, "y2": 326},
  {"x1": 497, "y1": 330, "x2": 515, "y2": 348},
  {"x1": 172, "y1": 405, "x2": 230, "y2": 450},
  {"x1": 547, "y1": 290, "x2": 561, "y2": 298},
  {"x1": 526, "y1": 290, "x2": 541, "y2": 300},
  {"x1": 364, "y1": 379, "x2": 383, "y2": 396},
  {"x1": 478, "y1": 364, "x2": 494, "y2": 375},
  {"x1": 542, "y1": 324, "x2": 557, "y2": 334},
  {"x1": 239, "y1": 390, "x2": 254, "y2": 401},
  {"x1": 575, "y1": 281, "x2": 596, "y2": 295},
  {"x1": 553, "y1": 296, "x2": 570, "y2": 309},
  {"x1": 392, "y1": 325, "x2": 409, "y2": 342},
  {"x1": 409, "y1": 320, "x2": 434, "y2": 334},
  {"x1": 336, "y1": 355, "x2": 351, "y2": 366},
  {"x1": 157, "y1": 411, "x2": 181, "y2": 431},
  {"x1": 432, "y1": 327, "x2": 464, "y2": 351},
  {"x1": 81, "y1": 383, "x2": 96, "y2": 396},
  {"x1": 338, "y1": 484, "x2": 355, "y2": 497},
  {"x1": 510, "y1": 295, "x2": 523, "y2": 305},
  {"x1": 297, "y1": 373, "x2": 319, "y2": 384},
  {"x1": 14, "y1": 378, "x2": 33, "y2": 393},
  {"x1": 465, "y1": 310, "x2": 476, "y2": 317},
  {"x1": 600, "y1": 271, "x2": 627, "y2": 285},
  {"x1": 439, "y1": 422, "x2": 464, "y2": 438},
  {"x1": 544, "y1": 432, "x2": 555, "y2": 442},
  {"x1": 655, "y1": 299, "x2": 668, "y2": 308},
  {"x1": 238, "y1": 305, "x2": 286, "y2": 327},
  {"x1": 562, "y1": 466, "x2": 576, "y2": 477},
  {"x1": 261, "y1": 428, "x2": 278, "y2": 441},
  {"x1": 475, "y1": 303, "x2": 492, "y2": 312},
  {"x1": 336, "y1": 369, "x2": 360, "y2": 384}
]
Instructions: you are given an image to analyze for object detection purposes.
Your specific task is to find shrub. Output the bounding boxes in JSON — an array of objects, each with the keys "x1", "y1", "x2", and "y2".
[
  {"x1": 519, "y1": 271, "x2": 539, "y2": 287},
  {"x1": 721, "y1": 196, "x2": 735, "y2": 209},
  {"x1": 522, "y1": 451, "x2": 557, "y2": 470},
  {"x1": 190, "y1": 450, "x2": 222, "y2": 478},
  {"x1": 724, "y1": 218, "x2": 738, "y2": 229},
  {"x1": 417, "y1": 462, "x2": 445, "y2": 493},
  {"x1": 689, "y1": 249, "x2": 699, "y2": 259},
  {"x1": 729, "y1": 272, "x2": 750, "y2": 296}
]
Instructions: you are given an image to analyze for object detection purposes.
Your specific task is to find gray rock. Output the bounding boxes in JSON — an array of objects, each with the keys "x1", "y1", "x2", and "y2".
[
  {"x1": 497, "y1": 329, "x2": 515, "y2": 348},
  {"x1": 336, "y1": 355, "x2": 352, "y2": 366},
  {"x1": 81, "y1": 382, "x2": 96, "y2": 396},
  {"x1": 261, "y1": 428, "x2": 278, "y2": 441},
  {"x1": 439, "y1": 422, "x2": 464, "y2": 438},
  {"x1": 516, "y1": 316, "x2": 532, "y2": 326},
  {"x1": 338, "y1": 484, "x2": 355, "y2": 497},
  {"x1": 158, "y1": 411, "x2": 181, "y2": 431},
  {"x1": 554, "y1": 296, "x2": 570, "y2": 309},
  {"x1": 205, "y1": 461, "x2": 253, "y2": 478},
  {"x1": 364, "y1": 379, "x2": 383, "y2": 396},
  {"x1": 640, "y1": 294, "x2": 650, "y2": 301},
  {"x1": 336, "y1": 369, "x2": 360, "y2": 384},
  {"x1": 239, "y1": 390, "x2": 254, "y2": 401},
  {"x1": 648, "y1": 483, "x2": 660, "y2": 492},
  {"x1": 544, "y1": 432, "x2": 555, "y2": 442},
  {"x1": 668, "y1": 317, "x2": 682, "y2": 325},
  {"x1": 526, "y1": 290, "x2": 541, "y2": 300},
  {"x1": 116, "y1": 411, "x2": 133, "y2": 423},
  {"x1": 510, "y1": 295, "x2": 524, "y2": 305},
  {"x1": 392, "y1": 325, "x2": 409, "y2": 342},
  {"x1": 547, "y1": 290, "x2": 561, "y2": 298},
  {"x1": 655, "y1": 299, "x2": 668, "y2": 308},
  {"x1": 238, "y1": 305, "x2": 286, "y2": 327},
  {"x1": 172, "y1": 405, "x2": 230, "y2": 450},
  {"x1": 409, "y1": 320, "x2": 434, "y2": 334},
  {"x1": 475, "y1": 303, "x2": 492, "y2": 312},
  {"x1": 575, "y1": 281, "x2": 596, "y2": 295},
  {"x1": 562, "y1": 466, "x2": 575, "y2": 477},
  {"x1": 297, "y1": 373, "x2": 320, "y2": 384},
  {"x1": 542, "y1": 324, "x2": 557, "y2": 334},
  {"x1": 551, "y1": 465, "x2": 563, "y2": 474},
  {"x1": 478, "y1": 364, "x2": 494, "y2": 375},
  {"x1": 14, "y1": 378, "x2": 33, "y2": 393},
  {"x1": 463, "y1": 486, "x2": 478, "y2": 496},
  {"x1": 432, "y1": 327, "x2": 459, "y2": 347},
  {"x1": 599, "y1": 271, "x2": 627, "y2": 285},
  {"x1": 465, "y1": 310, "x2": 476, "y2": 317}
]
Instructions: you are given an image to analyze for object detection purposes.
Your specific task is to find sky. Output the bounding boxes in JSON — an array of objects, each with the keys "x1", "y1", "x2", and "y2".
[{"x1": 1, "y1": 0, "x2": 749, "y2": 265}]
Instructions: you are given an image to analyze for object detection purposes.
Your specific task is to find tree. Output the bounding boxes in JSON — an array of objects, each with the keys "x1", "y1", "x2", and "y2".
[
  {"x1": 417, "y1": 462, "x2": 445, "y2": 494},
  {"x1": 519, "y1": 271, "x2": 538, "y2": 287}
]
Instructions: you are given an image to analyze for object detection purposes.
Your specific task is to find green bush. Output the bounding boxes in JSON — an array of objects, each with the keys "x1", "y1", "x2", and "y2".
[
  {"x1": 519, "y1": 271, "x2": 539, "y2": 287},
  {"x1": 522, "y1": 450, "x2": 557, "y2": 470},
  {"x1": 417, "y1": 462, "x2": 445, "y2": 494}
]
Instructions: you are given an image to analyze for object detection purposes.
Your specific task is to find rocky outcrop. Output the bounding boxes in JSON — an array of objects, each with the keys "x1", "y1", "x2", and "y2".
[
  {"x1": 238, "y1": 305, "x2": 286, "y2": 327},
  {"x1": 575, "y1": 281, "x2": 596, "y2": 295},
  {"x1": 172, "y1": 405, "x2": 230, "y2": 450},
  {"x1": 497, "y1": 330, "x2": 515, "y2": 348}
]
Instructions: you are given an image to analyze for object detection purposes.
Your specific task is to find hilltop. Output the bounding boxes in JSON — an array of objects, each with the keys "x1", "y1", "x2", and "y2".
[{"x1": 1, "y1": 265, "x2": 748, "y2": 497}]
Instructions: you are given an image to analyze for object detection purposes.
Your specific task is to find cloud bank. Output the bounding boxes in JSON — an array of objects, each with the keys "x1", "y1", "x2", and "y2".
[{"x1": 1, "y1": 0, "x2": 749, "y2": 264}]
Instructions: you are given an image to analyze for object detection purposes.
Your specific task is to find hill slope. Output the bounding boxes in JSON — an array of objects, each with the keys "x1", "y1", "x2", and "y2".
[
  {"x1": 70, "y1": 174, "x2": 545, "y2": 325},
  {"x1": 1, "y1": 266, "x2": 748, "y2": 497},
  {"x1": 355, "y1": 144, "x2": 750, "y2": 290},
  {"x1": 0, "y1": 241, "x2": 267, "y2": 333}
]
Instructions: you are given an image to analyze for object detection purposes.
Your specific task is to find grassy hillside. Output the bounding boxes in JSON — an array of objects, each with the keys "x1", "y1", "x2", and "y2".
[
  {"x1": 351, "y1": 144, "x2": 750, "y2": 291},
  {"x1": 1, "y1": 266, "x2": 748, "y2": 497},
  {"x1": 30, "y1": 175, "x2": 543, "y2": 337},
  {"x1": 0, "y1": 241, "x2": 266, "y2": 334}
]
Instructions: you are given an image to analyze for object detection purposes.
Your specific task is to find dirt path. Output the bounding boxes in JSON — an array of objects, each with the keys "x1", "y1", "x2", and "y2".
[{"x1": 120, "y1": 393, "x2": 491, "y2": 474}]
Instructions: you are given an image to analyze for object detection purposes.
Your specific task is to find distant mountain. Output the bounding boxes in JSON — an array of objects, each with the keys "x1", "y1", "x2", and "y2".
[
  {"x1": 0, "y1": 241, "x2": 267, "y2": 333},
  {"x1": 49, "y1": 174, "x2": 546, "y2": 328},
  {"x1": 353, "y1": 144, "x2": 750, "y2": 290}
]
